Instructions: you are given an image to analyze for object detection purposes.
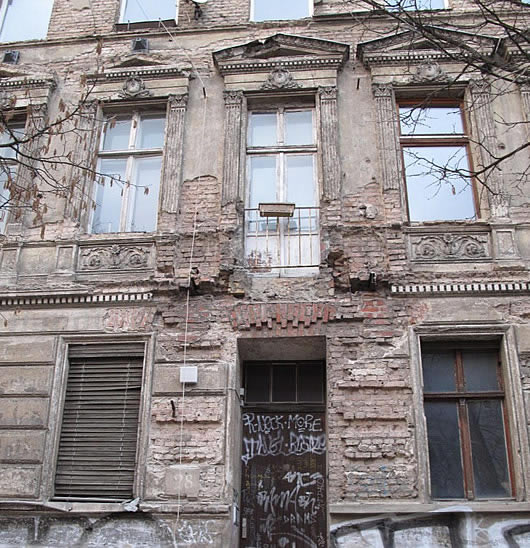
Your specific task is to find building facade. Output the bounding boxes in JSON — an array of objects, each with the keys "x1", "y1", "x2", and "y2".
[{"x1": 0, "y1": 0, "x2": 530, "y2": 546}]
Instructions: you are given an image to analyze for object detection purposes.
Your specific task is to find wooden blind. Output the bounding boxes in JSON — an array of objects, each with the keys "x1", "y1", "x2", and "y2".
[{"x1": 54, "y1": 344, "x2": 145, "y2": 501}]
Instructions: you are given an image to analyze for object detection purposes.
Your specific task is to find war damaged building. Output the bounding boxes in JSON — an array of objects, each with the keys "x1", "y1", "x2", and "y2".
[{"x1": 0, "y1": 0, "x2": 530, "y2": 546}]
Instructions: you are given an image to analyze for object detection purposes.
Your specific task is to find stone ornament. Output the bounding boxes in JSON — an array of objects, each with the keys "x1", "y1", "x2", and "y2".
[
  {"x1": 0, "y1": 91, "x2": 16, "y2": 110},
  {"x1": 118, "y1": 76, "x2": 152, "y2": 98},
  {"x1": 411, "y1": 61, "x2": 448, "y2": 83},
  {"x1": 261, "y1": 67, "x2": 299, "y2": 90},
  {"x1": 411, "y1": 233, "x2": 490, "y2": 262},
  {"x1": 79, "y1": 244, "x2": 150, "y2": 271}
]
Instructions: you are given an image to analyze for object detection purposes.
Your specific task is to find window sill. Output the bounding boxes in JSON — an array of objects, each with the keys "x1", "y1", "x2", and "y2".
[
  {"x1": 330, "y1": 500, "x2": 530, "y2": 514},
  {"x1": 114, "y1": 19, "x2": 177, "y2": 32}
]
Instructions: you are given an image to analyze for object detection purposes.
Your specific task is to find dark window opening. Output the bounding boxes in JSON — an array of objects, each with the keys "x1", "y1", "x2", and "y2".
[
  {"x1": 422, "y1": 343, "x2": 513, "y2": 500},
  {"x1": 244, "y1": 361, "x2": 324, "y2": 404}
]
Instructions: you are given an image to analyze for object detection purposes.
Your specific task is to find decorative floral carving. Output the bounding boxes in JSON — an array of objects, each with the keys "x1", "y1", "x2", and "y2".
[
  {"x1": 261, "y1": 67, "x2": 299, "y2": 90},
  {"x1": 411, "y1": 233, "x2": 491, "y2": 262},
  {"x1": 0, "y1": 91, "x2": 16, "y2": 110},
  {"x1": 79, "y1": 244, "x2": 151, "y2": 271},
  {"x1": 168, "y1": 93, "x2": 188, "y2": 110},
  {"x1": 223, "y1": 90, "x2": 244, "y2": 106},
  {"x1": 118, "y1": 76, "x2": 151, "y2": 98},
  {"x1": 318, "y1": 86, "x2": 337, "y2": 100},
  {"x1": 372, "y1": 84, "x2": 393, "y2": 98},
  {"x1": 411, "y1": 61, "x2": 448, "y2": 83}
]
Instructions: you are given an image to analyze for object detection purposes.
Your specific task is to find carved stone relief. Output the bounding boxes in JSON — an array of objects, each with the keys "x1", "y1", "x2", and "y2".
[
  {"x1": 410, "y1": 61, "x2": 448, "y2": 83},
  {"x1": 261, "y1": 67, "x2": 299, "y2": 90},
  {"x1": 118, "y1": 76, "x2": 152, "y2": 99},
  {"x1": 79, "y1": 244, "x2": 151, "y2": 271},
  {"x1": 410, "y1": 232, "x2": 491, "y2": 262}
]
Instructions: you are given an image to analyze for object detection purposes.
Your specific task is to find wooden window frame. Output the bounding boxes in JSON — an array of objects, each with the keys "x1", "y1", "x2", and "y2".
[
  {"x1": 91, "y1": 109, "x2": 165, "y2": 234},
  {"x1": 398, "y1": 99, "x2": 479, "y2": 222},
  {"x1": 421, "y1": 342, "x2": 515, "y2": 501}
]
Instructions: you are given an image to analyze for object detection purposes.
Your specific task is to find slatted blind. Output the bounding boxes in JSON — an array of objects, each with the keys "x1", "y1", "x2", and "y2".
[{"x1": 54, "y1": 343, "x2": 145, "y2": 501}]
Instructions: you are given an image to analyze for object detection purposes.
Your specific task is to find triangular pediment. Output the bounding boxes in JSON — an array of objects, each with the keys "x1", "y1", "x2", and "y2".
[
  {"x1": 214, "y1": 34, "x2": 349, "y2": 74},
  {"x1": 108, "y1": 55, "x2": 166, "y2": 69},
  {"x1": 358, "y1": 26, "x2": 499, "y2": 66}
]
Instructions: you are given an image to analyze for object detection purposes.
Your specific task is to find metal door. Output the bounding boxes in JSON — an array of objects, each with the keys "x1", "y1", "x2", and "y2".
[{"x1": 240, "y1": 411, "x2": 327, "y2": 548}]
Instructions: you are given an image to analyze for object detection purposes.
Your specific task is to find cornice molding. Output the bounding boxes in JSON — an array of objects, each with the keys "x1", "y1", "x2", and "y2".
[
  {"x1": 391, "y1": 281, "x2": 530, "y2": 296},
  {"x1": 0, "y1": 291, "x2": 153, "y2": 308}
]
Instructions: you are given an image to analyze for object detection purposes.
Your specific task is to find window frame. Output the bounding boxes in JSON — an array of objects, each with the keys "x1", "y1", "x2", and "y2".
[
  {"x1": 0, "y1": 0, "x2": 53, "y2": 43},
  {"x1": 398, "y1": 99, "x2": 479, "y2": 223},
  {"x1": 52, "y1": 341, "x2": 148, "y2": 503},
  {"x1": 118, "y1": 0, "x2": 178, "y2": 24},
  {"x1": 90, "y1": 109, "x2": 166, "y2": 235},
  {"x1": 420, "y1": 341, "x2": 515, "y2": 501},
  {"x1": 0, "y1": 119, "x2": 25, "y2": 233},
  {"x1": 250, "y1": 0, "x2": 313, "y2": 22},
  {"x1": 245, "y1": 101, "x2": 320, "y2": 272}
]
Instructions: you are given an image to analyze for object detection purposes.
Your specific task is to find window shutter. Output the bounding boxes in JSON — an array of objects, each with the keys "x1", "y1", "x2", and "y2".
[{"x1": 54, "y1": 344, "x2": 145, "y2": 501}]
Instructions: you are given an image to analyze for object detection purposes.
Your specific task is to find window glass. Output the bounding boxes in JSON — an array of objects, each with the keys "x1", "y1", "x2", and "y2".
[
  {"x1": 0, "y1": 125, "x2": 23, "y2": 159},
  {"x1": 400, "y1": 107, "x2": 463, "y2": 135},
  {"x1": 403, "y1": 146, "x2": 475, "y2": 221},
  {"x1": 0, "y1": 171, "x2": 11, "y2": 233},
  {"x1": 0, "y1": 0, "x2": 53, "y2": 42},
  {"x1": 129, "y1": 156, "x2": 162, "y2": 232},
  {"x1": 102, "y1": 118, "x2": 132, "y2": 151},
  {"x1": 137, "y1": 116, "x2": 165, "y2": 149},
  {"x1": 92, "y1": 159, "x2": 127, "y2": 234},
  {"x1": 385, "y1": 0, "x2": 445, "y2": 10},
  {"x1": 468, "y1": 400, "x2": 510, "y2": 498},
  {"x1": 285, "y1": 111, "x2": 313, "y2": 145},
  {"x1": 462, "y1": 351, "x2": 500, "y2": 391},
  {"x1": 249, "y1": 113, "x2": 277, "y2": 147},
  {"x1": 425, "y1": 401, "x2": 465, "y2": 499},
  {"x1": 298, "y1": 363, "x2": 324, "y2": 402},
  {"x1": 249, "y1": 156, "x2": 277, "y2": 207},
  {"x1": 422, "y1": 351, "x2": 456, "y2": 393},
  {"x1": 272, "y1": 365, "x2": 297, "y2": 401},
  {"x1": 252, "y1": 0, "x2": 310, "y2": 21},
  {"x1": 121, "y1": 0, "x2": 175, "y2": 22},
  {"x1": 245, "y1": 364, "x2": 270, "y2": 403},
  {"x1": 286, "y1": 155, "x2": 315, "y2": 206}
]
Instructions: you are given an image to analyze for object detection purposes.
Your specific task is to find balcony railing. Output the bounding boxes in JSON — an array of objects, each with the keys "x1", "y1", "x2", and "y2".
[{"x1": 245, "y1": 206, "x2": 320, "y2": 271}]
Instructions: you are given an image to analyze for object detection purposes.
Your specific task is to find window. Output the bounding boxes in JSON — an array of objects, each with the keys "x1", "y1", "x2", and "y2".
[
  {"x1": 0, "y1": 0, "x2": 53, "y2": 42},
  {"x1": 54, "y1": 343, "x2": 145, "y2": 501},
  {"x1": 245, "y1": 106, "x2": 319, "y2": 271},
  {"x1": 0, "y1": 122, "x2": 24, "y2": 233},
  {"x1": 383, "y1": 0, "x2": 445, "y2": 10},
  {"x1": 251, "y1": 0, "x2": 311, "y2": 21},
  {"x1": 119, "y1": 0, "x2": 176, "y2": 23},
  {"x1": 421, "y1": 343, "x2": 513, "y2": 500},
  {"x1": 399, "y1": 103, "x2": 477, "y2": 222},
  {"x1": 92, "y1": 112, "x2": 165, "y2": 234},
  {"x1": 245, "y1": 362, "x2": 325, "y2": 404}
]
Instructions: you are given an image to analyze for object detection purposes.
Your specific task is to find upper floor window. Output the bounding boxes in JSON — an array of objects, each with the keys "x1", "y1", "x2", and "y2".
[
  {"x1": 119, "y1": 0, "x2": 176, "y2": 23},
  {"x1": 0, "y1": 0, "x2": 53, "y2": 42},
  {"x1": 251, "y1": 0, "x2": 312, "y2": 21},
  {"x1": 422, "y1": 343, "x2": 513, "y2": 500},
  {"x1": 0, "y1": 122, "x2": 24, "y2": 233},
  {"x1": 384, "y1": 0, "x2": 445, "y2": 10},
  {"x1": 91, "y1": 111, "x2": 165, "y2": 234},
  {"x1": 245, "y1": 105, "x2": 319, "y2": 273},
  {"x1": 399, "y1": 102, "x2": 477, "y2": 222}
]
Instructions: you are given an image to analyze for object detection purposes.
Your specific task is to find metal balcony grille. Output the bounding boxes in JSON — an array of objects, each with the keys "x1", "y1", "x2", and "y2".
[{"x1": 245, "y1": 206, "x2": 320, "y2": 271}]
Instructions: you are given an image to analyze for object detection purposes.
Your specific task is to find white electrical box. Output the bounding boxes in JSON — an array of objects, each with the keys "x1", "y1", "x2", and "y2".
[{"x1": 180, "y1": 366, "x2": 198, "y2": 384}]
